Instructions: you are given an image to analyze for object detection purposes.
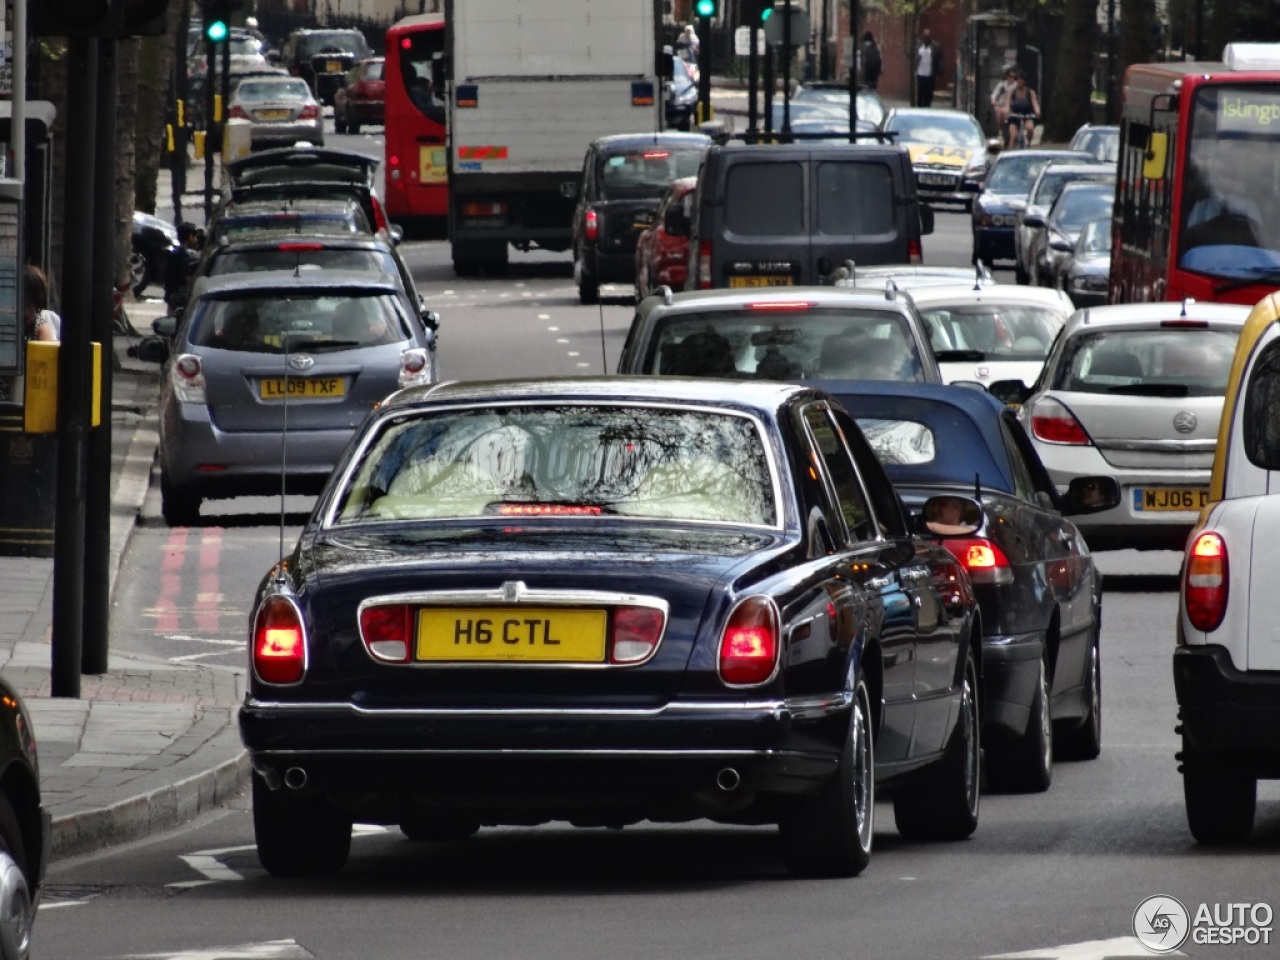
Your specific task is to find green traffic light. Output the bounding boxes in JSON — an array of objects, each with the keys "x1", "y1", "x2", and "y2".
[
  {"x1": 761, "y1": 7, "x2": 772, "y2": 21},
  {"x1": 695, "y1": 0, "x2": 716, "y2": 16},
  {"x1": 205, "y1": 20, "x2": 229, "y2": 42}
]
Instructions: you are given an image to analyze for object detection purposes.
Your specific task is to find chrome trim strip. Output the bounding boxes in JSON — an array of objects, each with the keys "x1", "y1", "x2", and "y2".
[
  {"x1": 1095, "y1": 438, "x2": 1216, "y2": 453},
  {"x1": 244, "y1": 697, "x2": 809, "y2": 719},
  {"x1": 253, "y1": 748, "x2": 805, "y2": 759},
  {"x1": 320, "y1": 400, "x2": 786, "y2": 532},
  {"x1": 787, "y1": 690, "x2": 854, "y2": 719}
]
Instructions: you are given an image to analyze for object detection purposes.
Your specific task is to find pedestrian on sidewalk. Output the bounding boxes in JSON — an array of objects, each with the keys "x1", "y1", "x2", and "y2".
[
  {"x1": 861, "y1": 31, "x2": 882, "y2": 90},
  {"x1": 913, "y1": 28, "x2": 944, "y2": 107},
  {"x1": 675, "y1": 23, "x2": 699, "y2": 67},
  {"x1": 25, "y1": 265, "x2": 60, "y2": 342},
  {"x1": 165, "y1": 222, "x2": 203, "y2": 313}
]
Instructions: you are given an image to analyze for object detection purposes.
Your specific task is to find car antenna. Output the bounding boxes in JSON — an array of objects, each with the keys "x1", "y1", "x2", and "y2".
[
  {"x1": 974, "y1": 471, "x2": 982, "y2": 502},
  {"x1": 973, "y1": 264, "x2": 984, "y2": 290},
  {"x1": 597, "y1": 258, "x2": 608, "y2": 372},
  {"x1": 276, "y1": 314, "x2": 293, "y2": 581}
]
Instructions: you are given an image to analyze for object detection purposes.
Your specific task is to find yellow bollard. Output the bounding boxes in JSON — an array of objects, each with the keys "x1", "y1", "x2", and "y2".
[
  {"x1": 23, "y1": 342, "x2": 102, "y2": 434},
  {"x1": 193, "y1": 129, "x2": 206, "y2": 160}
]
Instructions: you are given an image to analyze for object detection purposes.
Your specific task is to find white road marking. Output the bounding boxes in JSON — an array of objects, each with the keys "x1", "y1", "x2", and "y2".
[
  {"x1": 985, "y1": 936, "x2": 1187, "y2": 959},
  {"x1": 163, "y1": 635, "x2": 243, "y2": 647},
  {"x1": 167, "y1": 827, "x2": 389, "y2": 888},
  {"x1": 120, "y1": 940, "x2": 313, "y2": 959},
  {"x1": 38, "y1": 901, "x2": 88, "y2": 910}
]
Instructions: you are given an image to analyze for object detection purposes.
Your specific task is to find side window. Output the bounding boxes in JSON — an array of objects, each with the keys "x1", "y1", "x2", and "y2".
[
  {"x1": 802, "y1": 405, "x2": 876, "y2": 543},
  {"x1": 1243, "y1": 340, "x2": 1280, "y2": 470},
  {"x1": 832, "y1": 408, "x2": 906, "y2": 537},
  {"x1": 999, "y1": 420, "x2": 1038, "y2": 502},
  {"x1": 1001, "y1": 412, "x2": 1058, "y2": 501}
]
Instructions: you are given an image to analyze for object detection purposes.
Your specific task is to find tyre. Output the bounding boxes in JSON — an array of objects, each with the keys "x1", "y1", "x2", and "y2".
[
  {"x1": 253, "y1": 774, "x2": 352, "y2": 877},
  {"x1": 348, "y1": 120, "x2": 360, "y2": 135},
  {"x1": 129, "y1": 249, "x2": 151, "y2": 297},
  {"x1": 577, "y1": 266, "x2": 600, "y2": 305},
  {"x1": 1014, "y1": 262, "x2": 1030, "y2": 285},
  {"x1": 1183, "y1": 750, "x2": 1255, "y2": 844},
  {"x1": 160, "y1": 472, "x2": 201, "y2": 528},
  {"x1": 987, "y1": 645, "x2": 1052, "y2": 793},
  {"x1": 333, "y1": 111, "x2": 347, "y2": 135},
  {"x1": 0, "y1": 795, "x2": 32, "y2": 960},
  {"x1": 779, "y1": 675, "x2": 874, "y2": 878},
  {"x1": 894, "y1": 649, "x2": 980, "y2": 841},
  {"x1": 1056, "y1": 627, "x2": 1102, "y2": 761},
  {"x1": 453, "y1": 259, "x2": 481, "y2": 277},
  {"x1": 400, "y1": 815, "x2": 480, "y2": 842}
]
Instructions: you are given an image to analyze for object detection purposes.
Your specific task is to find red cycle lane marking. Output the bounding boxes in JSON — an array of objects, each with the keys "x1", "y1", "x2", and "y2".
[
  {"x1": 196, "y1": 528, "x2": 223, "y2": 633},
  {"x1": 155, "y1": 527, "x2": 189, "y2": 633}
]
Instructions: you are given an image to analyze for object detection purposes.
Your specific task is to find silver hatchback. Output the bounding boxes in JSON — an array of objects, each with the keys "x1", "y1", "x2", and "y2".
[
  {"x1": 1015, "y1": 302, "x2": 1248, "y2": 551},
  {"x1": 158, "y1": 271, "x2": 436, "y2": 526},
  {"x1": 230, "y1": 76, "x2": 325, "y2": 150}
]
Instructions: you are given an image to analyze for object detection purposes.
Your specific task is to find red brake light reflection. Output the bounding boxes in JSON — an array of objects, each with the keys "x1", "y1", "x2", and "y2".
[
  {"x1": 498, "y1": 504, "x2": 603, "y2": 516},
  {"x1": 746, "y1": 301, "x2": 812, "y2": 312},
  {"x1": 276, "y1": 242, "x2": 325, "y2": 252}
]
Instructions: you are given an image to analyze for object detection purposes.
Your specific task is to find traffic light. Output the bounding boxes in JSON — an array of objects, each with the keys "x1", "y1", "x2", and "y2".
[
  {"x1": 695, "y1": 0, "x2": 717, "y2": 18},
  {"x1": 204, "y1": 0, "x2": 231, "y2": 43},
  {"x1": 760, "y1": 2, "x2": 773, "y2": 21}
]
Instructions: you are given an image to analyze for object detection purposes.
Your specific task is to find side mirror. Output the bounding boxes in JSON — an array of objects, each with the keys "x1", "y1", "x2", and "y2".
[
  {"x1": 986, "y1": 137, "x2": 1003, "y2": 154},
  {"x1": 420, "y1": 308, "x2": 441, "y2": 332},
  {"x1": 1060, "y1": 476, "x2": 1121, "y2": 515},
  {"x1": 987, "y1": 378, "x2": 1030, "y2": 406},
  {"x1": 920, "y1": 494, "x2": 984, "y2": 538},
  {"x1": 267, "y1": 50, "x2": 281, "y2": 65},
  {"x1": 129, "y1": 335, "x2": 169, "y2": 364},
  {"x1": 1023, "y1": 212, "x2": 1046, "y2": 229},
  {"x1": 1049, "y1": 236, "x2": 1073, "y2": 252},
  {"x1": 389, "y1": 223, "x2": 405, "y2": 245},
  {"x1": 920, "y1": 204, "x2": 935, "y2": 235},
  {"x1": 153, "y1": 315, "x2": 178, "y2": 338},
  {"x1": 662, "y1": 205, "x2": 688, "y2": 237}
]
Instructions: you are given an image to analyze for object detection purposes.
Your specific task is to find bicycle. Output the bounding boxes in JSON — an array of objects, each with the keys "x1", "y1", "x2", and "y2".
[{"x1": 1006, "y1": 113, "x2": 1040, "y2": 150}]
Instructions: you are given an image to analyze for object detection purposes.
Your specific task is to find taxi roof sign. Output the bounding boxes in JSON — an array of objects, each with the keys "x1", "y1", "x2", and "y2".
[{"x1": 1223, "y1": 43, "x2": 1280, "y2": 72}]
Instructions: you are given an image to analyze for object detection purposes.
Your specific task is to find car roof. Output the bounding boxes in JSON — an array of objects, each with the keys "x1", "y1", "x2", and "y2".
[
  {"x1": 592, "y1": 132, "x2": 712, "y2": 149},
  {"x1": 390, "y1": 376, "x2": 816, "y2": 416},
  {"x1": 823, "y1": 381, "x2": 1016, "y2": 493},
  {"x1": 193, "y1": 269, "x2": 402, "y2": 297},
  {"x1": 906, "y1": 284, "x2": 1074, "y2": 310},
  {"x1": 711, "y1": 141, "x2": 905, "y2": 158},
  {"x1": 989, "y1": 148, "x2": 1094, "y2": 167},
  {"x1": 1038, "y1": 162, "x2": 1115, "y2": 177},
  {"x1": 638, "y1": 285, "x2": 924, "y2": 318},
  {"x1": 1064, "y1": 301, "x2": 1252, "y2": 332}
]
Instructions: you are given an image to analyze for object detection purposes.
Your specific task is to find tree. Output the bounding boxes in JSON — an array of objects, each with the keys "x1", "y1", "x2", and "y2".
[{"x1": 1044, "y1": 0, "x2": 1097, "y2": 142}]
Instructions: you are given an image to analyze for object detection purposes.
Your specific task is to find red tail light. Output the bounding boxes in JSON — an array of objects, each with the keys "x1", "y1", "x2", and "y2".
[
  {"x1": 299, "y1": 104, "x2": 319, "y2": 119},
  {"x1": 253, "y1": 596, "x2": 307, "y2": 684},
  {"x1": 718, "y1": 596, "x2": 780, "y2": 686},
  {"x1": 1029, "y1": 397, "x2": 1091, "y2": 445},
  {"x1": 584, "y1": 209, "x2": 599, "y2": 243},
  {"x1": 229, "y1": 105, "x2": 249, "y2": 120},
  {"x1": 611, "y1": 606, "x2": 665, "y2": 664},
  {"x1": 908, "y1": 238, "x2": 923, "y2": 265},
  {"x1": 939, "y1": 538, "x2": 1014, "y2": 585},
  {"x1": 372, "y1": 194, "x2": 388, "y2": 232},
  {"x1": 698, "y1": 240, "x2": 712, "y2": 289},
  {"x1": 360, "y1": 603, "x2": 413, "y2": 662},
  {"x1": 1185, "y1": 532, "x2": 1228, "y2": 631}
]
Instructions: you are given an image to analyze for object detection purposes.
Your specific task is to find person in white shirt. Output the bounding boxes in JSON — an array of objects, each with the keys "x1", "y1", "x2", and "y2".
[
  {"x1": 991, "y1": 65, "x2": 1017, "y2": 133},
  {"x1": 914, "y1": 29, "x2": 943, "y2": 107}
]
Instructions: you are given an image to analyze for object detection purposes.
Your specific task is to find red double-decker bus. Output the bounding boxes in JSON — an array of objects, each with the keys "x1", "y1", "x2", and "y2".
[
  {"x1": 384, "y1": 13, "x2": 448, "y2": 231},
  {"x1": 1111, "y1": 44, "x2": 1280, "y2": 306}
]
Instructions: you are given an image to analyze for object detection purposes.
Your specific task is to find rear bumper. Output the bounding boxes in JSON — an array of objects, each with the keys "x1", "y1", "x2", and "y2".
[
  {"x1": 1174, "y1": 644, "x2": 1280, "y2": 760},
  {"x1": 342, "y1": 100, "x2": 384, "y2": 124},
  {"x1": 973, "y1": 225, "x2": 1015, "y2": 263},
  {"x1": 583, "y1": 249, "x2": 638, "y2": 283},
  {"x1": 240, "y1": 695, "x2": 850, "y2": 810}
]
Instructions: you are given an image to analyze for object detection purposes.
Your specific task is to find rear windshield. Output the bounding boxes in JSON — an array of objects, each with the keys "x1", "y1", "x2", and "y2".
[
  {"x1": 1032, "y1": 169, "x2": 1114, "y2": 208},
  {"x1": 190, "y1": 294, "x2": 408, "y2": 353},
  {"x1": 918, "y1": 303, "x2": 1068, "y2": 357},
  {"x1": 598, "y1": 148, "x2": 705, "y2": 200},
  {"x1": 237, "y1": 80, "x2": 311, "y2": 102},
  {"x1": 816, "y1": 161, "x2": 896, "y2": 235},
  {"x1": 333, "y1": 405, "x2": 778, "y2": 527},
  {"x1": 298, "y1": 32, "x2": 370, "y2": 59},
  {"x1": 1049, "y1": 188, "x2": 1114, "y2": 231},
  {"x1": 725, "y1": 162, "x2": 804, "y2": 235},
  {"x1": 363, "y1": 61, "x2": 385, "y2": 81},
  {"x1": 987, "y1": 154, "x2": 1072, "y2": 194},
  {"x1": 209, "y1": 248, "x2": 393, "y2": 277},
  {"x1": 644, "y1": 307, "x2": 926, "y2": 382},
  {"x1": 213, "y1": 210, "x2": 370, "y2": 242},
  {"x1": 1052, "y1": 329, "x2": 1237, "y2": 397}
]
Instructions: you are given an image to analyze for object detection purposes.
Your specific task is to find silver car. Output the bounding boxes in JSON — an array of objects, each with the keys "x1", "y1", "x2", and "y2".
[
  {"x1": 157, "y1": 271, "x2": 436, "y2": 526},
  {"x1": 230, "y1": 77, "x2": 325, "y2": 150},
  {"x1": 1024, "y1": 181, "x2": 1114, "y2": 288},
  {"x1": 1014, "y1": 162, "x2": 1114, "y2": 285},
  {"x1": 1014, "y1": 302, "x2": 1249, "y2": 551}
]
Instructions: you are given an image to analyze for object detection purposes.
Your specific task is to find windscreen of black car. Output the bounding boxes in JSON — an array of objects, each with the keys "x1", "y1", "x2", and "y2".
[
  {"x1": 209, "y1": 249, "x2": 393, "y2": 277},
  {"x1": 816, "y1": 162, "x2": 895, "y2": 235},
  {"x1": 334, "y1": 405, "x2": 778, "y2": 526},
  {"x1": 1053, "y1": 328, "x2": 1237, "y2": 396},
  {"x1": 646, "y1": 307, "x2": 925, "y2": 382},
  {"x1": 300, "y1": 31, "x2": 371, "y2": 60},
  {"x1": 918, "y1": 302, "x2": 1067, "y2": 358},
  {"x1": 598, "y1": 149, "x2": 706, "y2": 201},
  {"x1": 191, "y1": 294, "x2": 408, "y2": 353},
  {"x1": 725, "y1": 162, "x2": 804, "y2": 235},
  {"x1": 986, "y1": 154, "x2": 1067, "y2": 194}
]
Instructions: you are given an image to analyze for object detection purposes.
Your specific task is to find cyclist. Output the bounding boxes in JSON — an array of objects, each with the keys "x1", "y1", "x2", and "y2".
[{"x1": 1005, "y1": 71, "x2": 1041, "y2": 150}]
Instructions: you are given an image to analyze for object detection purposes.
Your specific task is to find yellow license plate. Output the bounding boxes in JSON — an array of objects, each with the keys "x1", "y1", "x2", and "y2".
[
  {"x1": 416, "y1": 607, "x2": 607, "y2": 663},
  {"x1": 258, "y1": 377, "x2": 345, "y2": 400},
  {"x1": 729, "y1": 275, "x2": 793, "y2": 288},
  {"x1": 1133, "y1": 487, "x2": 1208, "y2": 512},
  {"x1": 419, "y1": 145, "x2": 447, "y2": 184},
  {"x1": 326, "y1": 60, "x2": 343, "y2": 73},
  {"x1": 255, "y1": 109, "x2": 291, "y2": 121}
]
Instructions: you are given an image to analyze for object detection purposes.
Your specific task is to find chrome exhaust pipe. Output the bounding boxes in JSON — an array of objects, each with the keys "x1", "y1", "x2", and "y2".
[
  {"x1": 715, "y1": 767, "x2": 741, "y2": 792},
  {"x1": 284, "y1": 767, "x2": 308, "y2": 790}
]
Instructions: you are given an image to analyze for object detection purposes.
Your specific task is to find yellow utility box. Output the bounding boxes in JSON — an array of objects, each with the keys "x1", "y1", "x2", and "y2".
[{"x1": 23, "y1": 342, "x2": 102, "y2": 434}]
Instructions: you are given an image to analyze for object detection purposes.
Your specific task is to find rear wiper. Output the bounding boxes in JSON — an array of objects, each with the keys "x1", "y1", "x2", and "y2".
[
  {"x1": 286, "y1": 338, "x2": 363, "y2": 352},
  {"x1": 934, "y1": 349, "x2": 986, "y2": 363},
  {"x1": 1105, "y1": 383, "x2": 1189, "y2": 397},
  {"x1": 1214, "y1": 269, "x2": 1280, "y2": 296}
]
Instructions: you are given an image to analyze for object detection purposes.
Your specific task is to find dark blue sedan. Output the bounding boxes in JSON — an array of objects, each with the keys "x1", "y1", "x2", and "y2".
[
  {"x1": 828, "y1": 382, "x2": 1118, "y2": 792},
  {"x1": 239, "y1": 377, "x2": 982, "y2": 877}
]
